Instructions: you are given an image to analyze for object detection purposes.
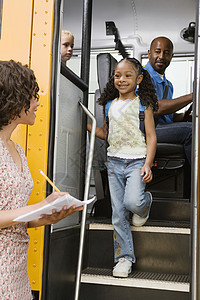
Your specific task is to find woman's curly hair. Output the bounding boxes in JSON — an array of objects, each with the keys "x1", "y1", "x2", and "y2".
[
  {"x1": 98, "y1": 57, "x2": 158, "y2": 113},
  {"x1": 0, "y1": 60, "x2": 39, "y2": 130}
]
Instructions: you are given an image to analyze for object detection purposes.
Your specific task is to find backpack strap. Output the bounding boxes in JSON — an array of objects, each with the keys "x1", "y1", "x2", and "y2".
[
  {"x1": 139, "y1": 101, "x2": 145, "y2": 137},
  {"x1": 105, "y1": 99, "x2": 114, "y2": 143}
]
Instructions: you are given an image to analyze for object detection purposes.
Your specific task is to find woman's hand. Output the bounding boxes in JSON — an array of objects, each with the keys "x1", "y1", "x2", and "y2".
[
  {"x1": 39, "y1": 205, "x2": 83, "y2": 225},
  {"x1": 141, "y1": 164, "x2": 153, "y2": 183},
  {"x1": 28, "y1": 192, "x2": 83, "y2": 227}
]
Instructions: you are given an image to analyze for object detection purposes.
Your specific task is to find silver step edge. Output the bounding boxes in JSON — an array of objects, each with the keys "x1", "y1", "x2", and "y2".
[
  {"x1": 89, "y1": 223, "x2": 190, "y2": 234},
  {"x1": 81, "y1": 274, "x2": 189, "y2": 292}
]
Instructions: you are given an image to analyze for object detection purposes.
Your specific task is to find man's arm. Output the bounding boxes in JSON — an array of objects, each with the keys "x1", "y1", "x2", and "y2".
[{"x1": 154, "y1": 93, "x2": 193, "y2": 116}]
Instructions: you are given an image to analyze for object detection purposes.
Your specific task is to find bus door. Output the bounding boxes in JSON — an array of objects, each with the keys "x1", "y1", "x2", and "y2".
[{"x1": 41, "y1": 1, "x2": 93, "y2": 299}]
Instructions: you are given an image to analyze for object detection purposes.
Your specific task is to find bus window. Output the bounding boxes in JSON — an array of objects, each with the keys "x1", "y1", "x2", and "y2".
[{"x1": 60, "y1": 0, "x2": 82, "y2": 70}]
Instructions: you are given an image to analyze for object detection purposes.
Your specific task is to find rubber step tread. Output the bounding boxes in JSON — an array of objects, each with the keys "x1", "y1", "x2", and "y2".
[{"x1": 81, "y1": 267, "x2": 189, "y2": 292}]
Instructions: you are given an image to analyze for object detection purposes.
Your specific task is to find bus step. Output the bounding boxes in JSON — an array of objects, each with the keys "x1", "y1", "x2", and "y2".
[
  {"x1": 86, "y1": 222, "x2": 190, "y2": 275},
  {"x1": 80, "y1": 267, "x2": 189, "y2": 300},
  {"x1": 81, "y1": 267, "x2": 189, "y2": 290}
]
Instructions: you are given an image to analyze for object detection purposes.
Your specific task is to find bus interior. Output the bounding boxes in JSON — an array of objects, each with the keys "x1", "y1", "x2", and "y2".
[{"x1": 43, "y1": 0, "x2": 198, "y2": 300}]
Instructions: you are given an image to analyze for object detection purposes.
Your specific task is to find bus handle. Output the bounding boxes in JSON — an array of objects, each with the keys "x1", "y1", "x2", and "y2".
[{"x1": 74, "y1": 100, "x2": 96, "y2": 300}]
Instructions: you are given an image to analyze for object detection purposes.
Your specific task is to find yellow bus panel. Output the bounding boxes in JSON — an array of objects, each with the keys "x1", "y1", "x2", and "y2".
[{"x1": 0, "y1": 0, "x2": 55, "y2": 297}]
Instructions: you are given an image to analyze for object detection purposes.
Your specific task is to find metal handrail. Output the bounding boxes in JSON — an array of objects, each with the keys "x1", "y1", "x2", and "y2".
[
  {"x1": 190, "y1": 0, "x2": 200, "y2": 298},
  {"x1": 74, "y1": 101, "x2": 96, "y2": 300}
]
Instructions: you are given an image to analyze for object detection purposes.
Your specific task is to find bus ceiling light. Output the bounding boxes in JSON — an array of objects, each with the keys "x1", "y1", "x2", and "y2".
[{"x1": 180, "y1": 22, "x2": 195, "y2": 43}]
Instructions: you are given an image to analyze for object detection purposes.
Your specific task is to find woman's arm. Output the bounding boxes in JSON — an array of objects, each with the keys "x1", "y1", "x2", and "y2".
[
  {"x1": 87, "y1": 117, "x2": 107, "y2": 140},
  {"x1": 141, "y1": 106, "x2": 157, "y2": 183},
  {"x1": 0, "y1": 192, "x2": 83, "y2": 229},
  {"x1": 0, "y1": 202, "x2": 43, "y2": 229}
]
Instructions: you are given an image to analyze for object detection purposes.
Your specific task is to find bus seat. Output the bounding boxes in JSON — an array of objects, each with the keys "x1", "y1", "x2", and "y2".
[
  {"x1": 154, "y1": 143, "x2": 185, "y2": 169},
  {"x1": 91, "y1": 53, "x2": 117, "y2": 217},
  {"x1": 147, "y1": 142, "x2": 190, "y2": 199},
  {"x1": 97, "y1": 53, "x2": 118, "y2": 93},
  {"x1": 93, "y1": 53, "x2": 117, "y2": 167},
  {"x1": 93, "y1": 53, "x2": 117, "y2": 172}
]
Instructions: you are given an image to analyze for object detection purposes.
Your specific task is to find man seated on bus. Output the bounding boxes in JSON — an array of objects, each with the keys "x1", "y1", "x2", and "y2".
[{"x1": 144, "y1": 36, "x2": 193, "y2": 165}]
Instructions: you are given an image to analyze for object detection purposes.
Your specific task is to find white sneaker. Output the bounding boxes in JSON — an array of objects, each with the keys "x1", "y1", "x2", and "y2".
[
  {"x1": 132, "y1": 191, "x2": 152, "y2": 227},
  {"x1": 113, "y1": 258, "x2": 132, "y2": 278}
]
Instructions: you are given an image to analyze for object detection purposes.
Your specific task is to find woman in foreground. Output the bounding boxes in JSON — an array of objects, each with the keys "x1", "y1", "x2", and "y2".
[{"x1": 0, "y1": 60, "x2": 83, "y2": 299}]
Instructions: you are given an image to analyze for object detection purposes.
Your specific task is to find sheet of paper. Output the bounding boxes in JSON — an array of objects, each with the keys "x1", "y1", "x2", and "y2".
[{"x1": 13, "y1": 194, "x2": 96, "y2": 222}]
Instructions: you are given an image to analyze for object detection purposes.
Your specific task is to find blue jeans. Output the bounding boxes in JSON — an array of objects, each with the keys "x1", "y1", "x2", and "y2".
[
  {"x1": 107, "y1": 156, "x2": 152, "y2": 263},
  {"x1": 156, "y1": 122, "x2": 192, "y2": 165}
]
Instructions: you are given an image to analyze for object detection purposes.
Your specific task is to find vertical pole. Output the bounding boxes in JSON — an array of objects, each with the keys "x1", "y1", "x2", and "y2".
[
  {"x1": 79, "y1": 0, "x2": 93, "y2": 196},
  {"x1": 80, "y1": 0, "x2": 93, "y2": 91},
  {"x1": 190, "y1": 0, "x2": 200, "y2": 299},
  {"x1": 74, "y1": 103, "x2": 96, "y2": 300},
  {"x1": 41, "y1": 0, "x2": 63, "y2": 299},
  {"x1": 75, "y1": 1, "x2": 93, "y2": 300}
]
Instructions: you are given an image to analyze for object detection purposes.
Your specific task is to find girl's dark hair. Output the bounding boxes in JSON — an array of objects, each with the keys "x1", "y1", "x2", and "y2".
[
  {"x1": 98, "y1": 57, "x2": 158, "y2": 113},
  {"x1": 0, "y1": 60, "x2": 39, "y2": 130}
]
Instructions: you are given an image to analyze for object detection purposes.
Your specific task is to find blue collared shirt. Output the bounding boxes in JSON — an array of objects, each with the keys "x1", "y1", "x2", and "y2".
[{"x1": 144, "y1": 62, "x2": 174, "y2": 124}]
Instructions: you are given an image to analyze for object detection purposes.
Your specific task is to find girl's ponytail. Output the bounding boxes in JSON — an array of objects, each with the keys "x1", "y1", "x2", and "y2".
[
  {"x1": 137, "y1": 69, "x2": 158, "y2": 112},
  {"x1": 98, "y1": 73, "x2": 119, "y2": 113}
]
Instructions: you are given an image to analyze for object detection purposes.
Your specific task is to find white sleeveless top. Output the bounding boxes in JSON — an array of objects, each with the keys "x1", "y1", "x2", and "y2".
[{"x1": 107, "y1": 97, "x2": 146, "y2": 159}]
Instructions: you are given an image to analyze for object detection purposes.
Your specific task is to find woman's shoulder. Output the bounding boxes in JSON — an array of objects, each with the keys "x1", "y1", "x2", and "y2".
[
  {"x1": 0, "y1": 138, "x2": 7, "y2": 154},
  {"x1": 15, "y1": 142, "x2": 26, "y2": 157},
  {"x1": 0, "y1": 139, "x2": 4, "y2": 156},
  {"x1": 0, "y1": 139, "x2": 9, "y2": 169}
]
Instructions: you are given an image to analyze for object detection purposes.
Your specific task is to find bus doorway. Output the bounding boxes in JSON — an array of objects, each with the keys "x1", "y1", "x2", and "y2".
[{"x1": 42, "y1": 0, "x2": 199, "y2": 299}]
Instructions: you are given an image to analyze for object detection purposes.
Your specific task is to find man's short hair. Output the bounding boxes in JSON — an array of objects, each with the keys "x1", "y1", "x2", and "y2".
[{"x1": 150, "y1": 36, "x2": 174, "y2": 52}]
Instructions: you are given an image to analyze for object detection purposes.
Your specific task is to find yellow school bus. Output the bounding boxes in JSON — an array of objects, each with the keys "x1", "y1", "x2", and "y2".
[
  {"x1": 1, "y1": 1, "x2": 200, "y2": 300},
  {"x1": 0, "y1": 0, "x2": 57, "y2": 297},
  {"x1": 0, "y1": 2, "x2": 90, "y2": 299}
]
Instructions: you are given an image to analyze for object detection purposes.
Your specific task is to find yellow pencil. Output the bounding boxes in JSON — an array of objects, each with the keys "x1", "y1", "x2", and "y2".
[{"x1": 39, "y1": 169, "x2": 61, "y2": 192}]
